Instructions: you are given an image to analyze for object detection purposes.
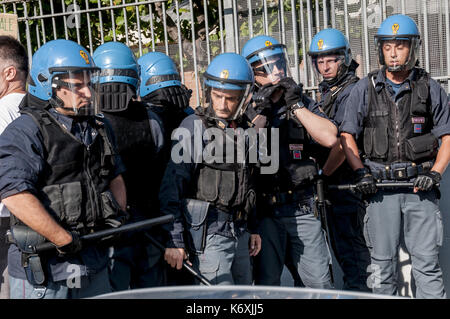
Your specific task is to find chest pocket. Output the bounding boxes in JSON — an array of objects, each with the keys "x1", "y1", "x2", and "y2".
[
  {"x1": 197, "y1": 165, "x2": 236, "y2": 206},
  {"x1": 364, "y1": 110, "x2": 389, "y2": 160}
]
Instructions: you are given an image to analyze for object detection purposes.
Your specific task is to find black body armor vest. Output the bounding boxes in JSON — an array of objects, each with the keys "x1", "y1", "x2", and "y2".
[
  {"x1": 103, "y1": 101, "x2": 157, "y2": 215},
  {"x1": 363, "y1": 68, "x2": 437, "y2": 165},
  {"x1": 11, "y1": 107, "x2": 117, "y2": 232},
  {"x1": 190, "y1": 108, "x2": 256, "y2": 214}
]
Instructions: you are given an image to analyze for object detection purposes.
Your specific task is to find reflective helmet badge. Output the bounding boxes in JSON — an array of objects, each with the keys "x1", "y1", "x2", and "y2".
[
  {"x1": 317, "y1": 39, "x2": 324, "y2": 50},
  {"x1": 265, "y1": 40, "x2": 272, "y2": 47},
  {"x1": 220, "y1": 69, "x2": 229, "y2": 79},
  {"x1": 392, "y1": 23, "x2": 400, "y2": 35},
  {"x1": 80, "y1": 50, "x2": 90, "y2": 64}
]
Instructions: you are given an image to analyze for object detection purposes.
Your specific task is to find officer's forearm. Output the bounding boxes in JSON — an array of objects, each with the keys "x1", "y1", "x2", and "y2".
[
  {"x1": 109, "y1": 174, "x2": 127, "y2": 211},
  {"x1": 322, "y1": 138, "x2": 346, "y2": 176},
  {"x1": 340, "y1": 132, "x2": 364, "y2": 171},
  {"x1": 431, "y1": 134, "x2": 450, "y2": 175},
  {"x1": 2, "y1": 191, "x2": 72, "y2": 246},
  {"x1": 294, "y1": 108, "x2": 338, "y2": 148}
]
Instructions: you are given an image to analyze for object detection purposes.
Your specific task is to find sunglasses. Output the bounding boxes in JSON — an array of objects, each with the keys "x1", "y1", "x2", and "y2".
[{"x1": 253, "y1": 58, "x2": 287, "y2": 75}]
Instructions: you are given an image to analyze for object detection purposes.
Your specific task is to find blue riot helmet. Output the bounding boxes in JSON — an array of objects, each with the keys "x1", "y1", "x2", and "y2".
[
  {"x1": 374, "y1": 14, "x2": 421, "y2": 72},
  {"x1": 203, "y1": 53, "x2": 254, "y2": 121},
  {"x1": 93, "y1": 41, "x2": 140, "y2": 112},
  {"x1": 241, "y1": 35, "x2": 291, "y2": 86},
  {"x1": 308, "y1": 28, "x2": 352, "y2": 82},
  {"x1": 28, "y1": 39, "x2": 101, "y2": 116},
  {"x1": 138, "y1": 52, "x2": 192, "y2": 112}
]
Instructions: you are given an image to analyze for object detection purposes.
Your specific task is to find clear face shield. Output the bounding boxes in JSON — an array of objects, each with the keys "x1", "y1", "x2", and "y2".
[
  {"x1": 309, "y1": 53, "x2": 346, "y2": 83},
  {"x1": 248, "y1": 45, "x2": 292, "y2": 87},
  {"x1": 375, "y1": 36, "x2": 420, "y2": 72},
  {"x1": 202, "y1": 75, "x2": 253, "y2": 121},
  {"x1": 50, "y1": 67, "x2": 101, "y2": 117}
]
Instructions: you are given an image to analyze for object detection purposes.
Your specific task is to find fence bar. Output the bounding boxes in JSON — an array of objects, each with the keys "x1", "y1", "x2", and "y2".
[
  {"x1": 343, "y1": 0, "x2": 349, "y2": 39},
  {"x1": 38, "y1": 0, "x2": 46, "y2": 43},
  {"x1": 322, "y1": 0, "x2": 327, "y2": 29},
  {"x1": 13, "y1": 2, "x2": 20, "y2": 41},
  {"x1": 23, "y1": 2, "x2": 32, "y2": 65},
  {"x1": 314, "y1": 0, "x2": 320, "y2": 34},
  {"x1": 290, "y1": 0, "x2": 299, "y2": 83},
  {"x1": 306, "y1": 0, "x2": 314, "y2": 88},
  {"x1": 445, "y1": 0, "x2": 450, "y2": 91},
  {"x1": 110, "y1": 0, "x2": 117, "y2": 41},
  {"x1": 299, "y1": 0, "x2": 307, "y2": 84},
  {"x1": 34, "y1": 6, "x2": 41, "y2": 48},
  {"x1": 233, "y1": 0, "x2": 239, "y2": 53},
  {"x1": 381, "y1": 0, "x2": 386, "y2": 20},
  {"x1": 203, "y1": 0, "x2": 211, "y2": 63},
  {"x1": 263, "y1": 0, "x2": 268, "y2": 35},
  {"x1": 279, "y1": 0, "x2": 286, "y2": 44},
  {"x1": 189, "y1": 0, "x2": 200, "y2": 105},
  {"x1": 123, "y1": 0, "x2": 129, "y2": 46},
  {"x1": 85, "y1": 0, "x2": 93, "y2": 54},
  {"x1": 162, "y1": 2, "x2": 169, "y2": 55},
  {"x1": 248, "y1": 0, "x2": 253, "y2": 38},
  {"x1": 422, "y1": 1, "x2": 430, "y2": 73},
  {"x1": 148, "y1": 4, "x2": 155, "y2": 51},
  {"x1": 330, "y1": 0, "x2": 335, "y2": 29},
  {"x1": 49, "y1": 0, "x2": 57, "y2": 40},
  {"x1": 61, "y1": 0, "x2": 68, "y2": 40},
  {"x1": 361, "y1": 0, "x2": 370, "y2": 75},
  {"x1": 135, "y1": 1, "x2": 143, "y2": 56},
  {"x1": 218, "y1": 0, "x2": 224, "y2": 53},
  {"x1": 74, "y1": 0, "x2": 81, "y2": 44},
  {"x1": 401, "y1": 0, "x2": 405, "y2": 15},
  {"x1": 97, "y1": 0, "x2": 104, "y2": 43},
  {"x1": 175, "y1": 0, "x2": 184, "y2": 82}
]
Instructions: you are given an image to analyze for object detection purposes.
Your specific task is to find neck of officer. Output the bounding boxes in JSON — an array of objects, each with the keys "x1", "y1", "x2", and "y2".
[{"x1": 385, "y1": 68, "x2": 411, "y2": 85}]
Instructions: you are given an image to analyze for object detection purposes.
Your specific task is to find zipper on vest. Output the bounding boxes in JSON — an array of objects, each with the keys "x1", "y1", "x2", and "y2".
[{"x1": 394, "y1": 101, "x2": 401, "y2": 160}]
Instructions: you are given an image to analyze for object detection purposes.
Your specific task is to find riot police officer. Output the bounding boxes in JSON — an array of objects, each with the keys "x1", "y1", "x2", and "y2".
[
  {"x1": 161, "y1": 53, "x2": 261, "y2": 285},
  {"x1": 241, "y1": 35, "x2": 338, "y2": 288},
  {"x1": 0, "y1": 39, "x2": 127, "y2": 298},
  {"x1": 137, "y1": 52, "x2": 194, "y2": 285},
  {"x1": 340, "y1": 14, "x2": 450, "y2": 298},
  {"x1": 92, "y1": 42, "x2": 166, "y2": 290},
  {"x1": 308, "y1": 28, "x2": 371, "y2": 291}
]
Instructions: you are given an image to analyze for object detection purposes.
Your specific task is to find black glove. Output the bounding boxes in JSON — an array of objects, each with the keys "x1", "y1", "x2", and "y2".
[
  {"x1": 252, "y1": 83, "x2": 279, "y2": 115},
  {"x1": 354, "y1": 168, "x2": 377, "y2": 195},
  {"x1": 105, "y1": 209, "x2": 129, "y2": 228},
  {"x1": 56, "y1": 231, "x2": 82, "y2": 256},
  {"x1": 413, "y1": 170, "x2": 441, "y2": 191},
  {"x1": 277, "y1": 77, "x2": 303, "y2": 108}
]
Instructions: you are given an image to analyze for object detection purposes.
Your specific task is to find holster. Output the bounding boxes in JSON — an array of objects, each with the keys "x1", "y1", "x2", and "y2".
[
  {"x1": 10, "y1": 225, "x2": 47, "y2": 286},
  {"x1": 182, "y1": 199, "x2": 210, "y2": 255}
]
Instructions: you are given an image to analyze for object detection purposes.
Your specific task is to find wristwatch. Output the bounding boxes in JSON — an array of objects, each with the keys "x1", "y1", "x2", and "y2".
[{"x1": 289, "y1": 101, "x2": 305, "y2": 117}]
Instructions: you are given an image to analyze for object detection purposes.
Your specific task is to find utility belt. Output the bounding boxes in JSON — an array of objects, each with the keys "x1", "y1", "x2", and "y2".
[
  {"x1": 369, "y1": 160, "x2": 434, "y2": 181},
  {"x1": 183, "y1": 198, "x2": 247, "y2": 255},
  {"x1": 261, "y1": 184, "x2": 314, "y2": 206}
]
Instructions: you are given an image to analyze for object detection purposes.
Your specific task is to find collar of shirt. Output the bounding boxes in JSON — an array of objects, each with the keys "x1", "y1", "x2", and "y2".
[
  {"x1": 374, "y1": 67, "x2": 416, "y2": 97},
  {"x1": 48, "y1": 108, "x2": 97, "y2": 146}
]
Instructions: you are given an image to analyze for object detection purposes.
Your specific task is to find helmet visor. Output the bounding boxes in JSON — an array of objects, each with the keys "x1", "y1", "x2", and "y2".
[
  {"x1": 51, "y1": 68, "x2": 101, "y2": 116},
  {"x1": 309, "y1": 53, "x2": 346, "y2": 82},
  {"x1": 250, "y1": 47, "x2": 292, "y2": 85},
  {"x1": 202, "y1": 80, "x2": 253, "y2": 121}
]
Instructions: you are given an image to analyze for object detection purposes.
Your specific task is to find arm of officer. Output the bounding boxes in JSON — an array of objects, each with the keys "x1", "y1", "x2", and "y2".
[
  {"x1": 2, "y1": 191, "x2": 73, "y2": 247},
  {"x1": 109, "y1": 174, "x2": 127, "y2": 211},
  {"x1": 340, "y1": 132, "x2": 364, "y2": 170},
  {"x1": 322, "y1": 137, "x2": 346, "y2": 176},
  {"x1": 293, "y1": 107, "x2": 338, "y2": 149}
]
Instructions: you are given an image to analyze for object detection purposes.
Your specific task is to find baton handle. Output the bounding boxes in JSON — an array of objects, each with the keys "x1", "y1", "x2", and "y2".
[
  {"x1": 34, "y1": 215, "x2": 174, "y2": 253},
  {"x1": 144, "y1": 233, "x2": 213, "y2": 286}
]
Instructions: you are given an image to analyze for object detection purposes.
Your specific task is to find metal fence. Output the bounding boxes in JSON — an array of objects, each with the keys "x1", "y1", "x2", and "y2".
[{"x1": 1, "y1": 0, "x2": 449, "y2": 104}]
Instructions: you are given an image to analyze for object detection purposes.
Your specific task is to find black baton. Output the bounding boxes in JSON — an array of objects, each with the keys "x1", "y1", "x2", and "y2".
[{"x1": 33, "y1": 215, "x2": 174, "y2": 253}]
